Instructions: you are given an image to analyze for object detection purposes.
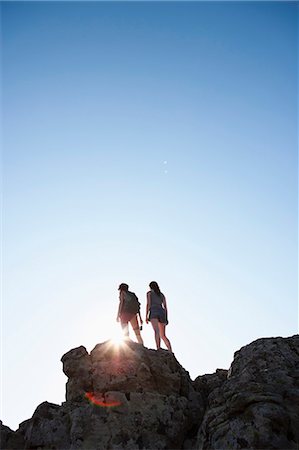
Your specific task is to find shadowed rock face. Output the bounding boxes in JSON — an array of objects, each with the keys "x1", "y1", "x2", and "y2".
[
  {"x1": 62, "y1": 341, "x2": 195, "y2": 401},
  {"x1": 194, "y1": 335, "x2": 299, "y2": 450},
  {"x1": 1, "y1": 335, "x2": 298, "y2": 450},
  {"x1": 1, "y1": 341, "x2": 203, "y2": 450}
]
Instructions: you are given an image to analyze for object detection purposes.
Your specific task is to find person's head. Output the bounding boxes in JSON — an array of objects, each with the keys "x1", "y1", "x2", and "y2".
[
  {"x1": 149, "y1": 281, "x2": 161, "y2": 296},
  {"x1": 118, "y1": 283, "x2": 129, "y2": 292}
]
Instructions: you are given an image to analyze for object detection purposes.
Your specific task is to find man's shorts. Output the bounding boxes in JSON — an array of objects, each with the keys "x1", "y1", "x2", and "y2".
[{"x1": 120, "y1": 312, "x2": 136, "y2": 324}]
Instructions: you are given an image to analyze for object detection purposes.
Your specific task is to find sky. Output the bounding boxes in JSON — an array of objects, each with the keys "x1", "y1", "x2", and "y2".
[{"x1": 1, "y1": 0, "x2": 298, "y2": 431}]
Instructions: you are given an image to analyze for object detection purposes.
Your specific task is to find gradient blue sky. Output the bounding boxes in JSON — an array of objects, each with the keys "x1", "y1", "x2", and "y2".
[{"x1": 1, "y1": 1, "x2": 298, "y2": 431}]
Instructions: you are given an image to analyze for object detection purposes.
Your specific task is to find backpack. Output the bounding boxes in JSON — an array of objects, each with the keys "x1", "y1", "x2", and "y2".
[{"x1": 123, "y1": 291, "x2": 140, "y2": 314}]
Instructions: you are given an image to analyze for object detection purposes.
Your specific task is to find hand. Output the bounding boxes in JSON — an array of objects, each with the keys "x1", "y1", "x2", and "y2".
[{"x1": 146, "y1": 318, "x2": 149, "y2": 324}]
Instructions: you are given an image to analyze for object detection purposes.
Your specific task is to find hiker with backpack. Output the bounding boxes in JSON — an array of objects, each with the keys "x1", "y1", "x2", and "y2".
[
  {"x1": 146, "y1": 281, "x2": 173, "y2": 352},
  {"x1": 116, "y1": 283, "x2": 144, "y2": 345}
]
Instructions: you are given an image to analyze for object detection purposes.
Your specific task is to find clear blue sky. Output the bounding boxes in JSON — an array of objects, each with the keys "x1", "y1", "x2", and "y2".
[{"x1": 1, "y1": 1, "x2": 298, "y2": 431}]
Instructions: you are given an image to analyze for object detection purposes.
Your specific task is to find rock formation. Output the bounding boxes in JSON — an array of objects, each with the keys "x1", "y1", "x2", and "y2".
[
  {"x1": 194, "y1": 335, "x2": 299, "y2": 450},
  {"x1": 1, "y1": 335, "x2": 298, "y2": 449}
]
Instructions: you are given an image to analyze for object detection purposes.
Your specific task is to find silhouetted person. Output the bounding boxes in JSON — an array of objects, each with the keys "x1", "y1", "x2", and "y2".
[
  {"x1": 116, "y1": 283, "x2": 144, "y2": 344},
  {"x1": 146, "y1": 281, "x2": 172, "y2": 352}
]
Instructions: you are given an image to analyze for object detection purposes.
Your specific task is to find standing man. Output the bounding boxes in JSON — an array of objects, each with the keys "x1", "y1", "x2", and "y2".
[{"x1": 117, "y1": 283, "x2": 144, "y2": 344}]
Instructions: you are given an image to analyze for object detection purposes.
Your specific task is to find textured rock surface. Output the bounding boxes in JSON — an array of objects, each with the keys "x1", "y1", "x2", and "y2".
[
  {"x1": 195, "y1": 335, "x2": 299, "y2": 449},
  {"x1": 1, "y1": 341, "x2": 203, "y2": 450},
  {"x1": 1, "y1": 335, "x2": 298, "y2": 450}
]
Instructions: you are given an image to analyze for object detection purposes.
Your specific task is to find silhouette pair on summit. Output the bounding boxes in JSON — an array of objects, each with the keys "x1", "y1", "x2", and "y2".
[{"x1": 116, "y1": 281, "x2": 173, "y2": 352}]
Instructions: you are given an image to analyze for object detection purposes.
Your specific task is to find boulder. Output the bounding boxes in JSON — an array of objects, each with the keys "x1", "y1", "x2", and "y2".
[
  {"x1": 196, "y1": 335, "x2": 299, "y2": 449},
  {"x1": 2, "y1": 340, "x2": 203, "y2": 449}
]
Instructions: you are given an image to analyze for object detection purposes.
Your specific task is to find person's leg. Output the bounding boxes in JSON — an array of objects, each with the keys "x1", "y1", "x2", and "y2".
[
  {"x1": 158, "y1": 322, "x2": 173, "y2": 352},
  {"x1": 150, "y1": 318, "x2": 161, "y2": 349},
  {"x1": 120, "y1": 318, "x2": 129, "y2": 338},
  {"x1": 130, "y1": 316, "x2": 144, "y2": 345}
]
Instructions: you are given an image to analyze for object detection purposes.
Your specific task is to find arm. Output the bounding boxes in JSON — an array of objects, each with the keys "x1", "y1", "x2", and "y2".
[
  {"x1": 162, "y1": 295, "x2": 168, "y2": 324},
  {"x1": 138, "y1": 310, "x2": 143, "y2": 324},
  {"x1": 146, "y1": 291, "x2": 151, "y2": 323}
]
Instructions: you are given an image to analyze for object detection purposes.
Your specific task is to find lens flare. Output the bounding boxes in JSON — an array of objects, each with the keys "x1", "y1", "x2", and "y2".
[
  {"x1": 85, "y1": 392, "x2": 121, "y2": 408},
  {"x1": 111, "y1": 334, "x2": 125, "y2": 347},
  {"x1": 110, "y1": 327, "x2": 126, "y2": 347}
]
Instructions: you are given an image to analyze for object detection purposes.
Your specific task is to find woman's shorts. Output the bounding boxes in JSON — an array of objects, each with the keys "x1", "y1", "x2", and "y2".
[{"x1": 149, "y1": 309, "x2": 166, "y2": 324}]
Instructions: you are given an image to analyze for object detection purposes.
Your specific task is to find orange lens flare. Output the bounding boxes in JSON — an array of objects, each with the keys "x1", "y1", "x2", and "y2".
[{"x1": 85, "y1": 392, "x2": 121, "y2": 408}]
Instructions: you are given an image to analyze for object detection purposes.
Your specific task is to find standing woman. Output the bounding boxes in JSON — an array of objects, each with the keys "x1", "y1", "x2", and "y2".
[
  {"x1": 117, "y1": 283, "x2": 144, "y2": 345},
  {"x1": 146, "y1": 281, "x2": 172, "y2": 352}
]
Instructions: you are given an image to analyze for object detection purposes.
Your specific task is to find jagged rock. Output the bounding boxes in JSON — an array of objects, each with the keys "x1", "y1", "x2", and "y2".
[
  {"x1": 193, "y1": 369, "x2": 228, "y2": 409},
  {"x1": 196, "y1": 335, "x2": 299, "y2": 449},
  {"x1": 1, "y1": 335, "x2": 298, "y2": 450},
  {"x1": 61, "y1": 345, "x2": 93, "y2": 402},
  {"x1": 0, "y1": 421, "x2": 25, "y2": 450},
  {"x1": 1, "y1": 340, "x2": 203, "y2": 449}
]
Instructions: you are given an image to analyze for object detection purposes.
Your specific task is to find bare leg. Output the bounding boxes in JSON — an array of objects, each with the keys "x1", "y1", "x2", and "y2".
[
  {"x1": 158, "y1": 322, "x2": 172, "y2": 352},
  {"x1": 150, "y1": 319, "x2": 161, "y2": 350},
  {"x1": 121, "y1": 321, "x2": 129, "y2": 338},
  {"x1": 130, "y1": 316, "x2": 144, "y2": 345}
]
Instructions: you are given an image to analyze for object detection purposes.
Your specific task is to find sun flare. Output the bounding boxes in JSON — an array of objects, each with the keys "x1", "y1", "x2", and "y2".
[{"x1": 110, "y1": 329, "x2": 125, "y2": 347}]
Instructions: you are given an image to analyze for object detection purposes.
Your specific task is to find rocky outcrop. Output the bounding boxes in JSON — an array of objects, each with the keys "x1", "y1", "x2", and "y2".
[
  {"x1": 194, "y1": 335, "x2": 299, "y2": 449},
  {"x1": 1, "y1": 335, "x2": 299, "y2": 449},
  {"x1": 1, "y1": 341, "x2": 203, "y2": 450}
]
